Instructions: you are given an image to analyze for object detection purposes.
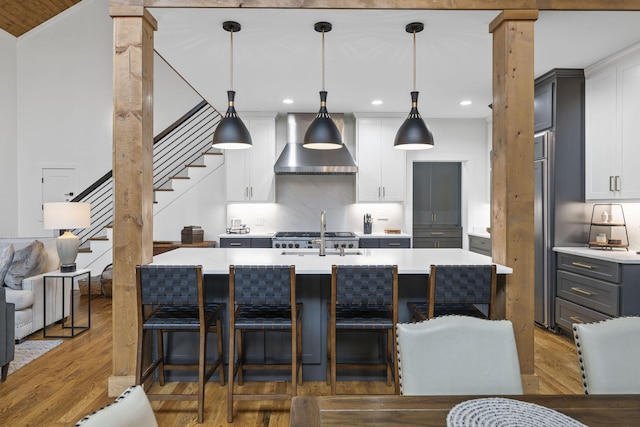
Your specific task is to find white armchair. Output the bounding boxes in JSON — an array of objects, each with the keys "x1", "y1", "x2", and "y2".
[
  {"x1": 396, "y1": 315, "x2": 523, "y2": 396},
  {"x1": 74, "y1": 386, "x2": 158, "y2": 427},
  {"x1": 573, "y1": 316, "x2": 640, "y2": 394}
]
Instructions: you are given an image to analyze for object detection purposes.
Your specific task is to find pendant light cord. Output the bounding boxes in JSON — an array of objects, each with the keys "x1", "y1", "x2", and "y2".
[
  {"x1": 229, "y1": 28, "x2": 234, "y2": 90},
  {"x1": 321, "y1": 28, "x2": 326, "y2": 91},
  {"x1": 412, "y1": 29, "x2": 417, "y2": 92}
]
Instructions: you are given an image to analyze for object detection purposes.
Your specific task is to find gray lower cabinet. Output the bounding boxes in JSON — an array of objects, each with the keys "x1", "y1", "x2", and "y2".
[
  {"x1": 413, "y1": 226, "x2": 462, "y2": 249},
  {"x1": 359, "y1": 237, "x2": 410, "y2": 248},
  {"x1": 469, "y1": 235, "x2": 491, "y2": 256},
  {"x1": 220, "y1": 237, "x2": 272, "y2": 248},
  {"x1": 554, "y1": 252, "x2": 640, "y2": 332}
]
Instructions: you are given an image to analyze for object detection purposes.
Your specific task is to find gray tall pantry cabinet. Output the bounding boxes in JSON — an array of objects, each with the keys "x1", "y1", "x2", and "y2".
[
  {"x1": 413, "y1": 162, "x2": 462, "y2": 248},
  {"x1": 533, "y1": 69, "x2": 586, "y2": 330}
]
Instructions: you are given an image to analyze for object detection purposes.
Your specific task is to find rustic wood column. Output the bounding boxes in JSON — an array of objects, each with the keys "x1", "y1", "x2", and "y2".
[
  {"x1": 489, "y1": 9, "x2": 538, "y2": 394},
  {"x1": 109, "y1": 5, "x2": 156, "y2": 397}
]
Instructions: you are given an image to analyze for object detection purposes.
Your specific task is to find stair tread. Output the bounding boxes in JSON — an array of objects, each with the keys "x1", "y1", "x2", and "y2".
[
  {"x1": 185, "y1": 164, "x2": 206, "y2": 168},
  {"x1": 89, "y1": 236, "x2": 108, "y2": 241},
  {"x1": 170, "y1": 176, "x2": 190, "y2": 179},
  {"x1": 154, "y1": 188, "x2": 174, "y2": 192}
]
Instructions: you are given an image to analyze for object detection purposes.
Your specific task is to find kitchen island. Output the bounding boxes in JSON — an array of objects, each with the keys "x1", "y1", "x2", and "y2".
[{"x1": 151, "y1": 248, "x2": 511, "y2": 382}]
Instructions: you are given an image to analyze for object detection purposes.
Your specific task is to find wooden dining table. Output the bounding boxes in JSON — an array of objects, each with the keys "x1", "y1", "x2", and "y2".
[{"x1": 290, "y1": 394, "x2": 640, "y2": 427}]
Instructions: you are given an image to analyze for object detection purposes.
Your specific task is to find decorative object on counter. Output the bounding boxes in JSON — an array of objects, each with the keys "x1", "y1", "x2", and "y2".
[
  {"x1": 181, "y1": 226, "x2": 204, "y2": 244},
  {"x1": 211, "y1": 21, "x2": 252, "y2": 150},
  {"x1": 363, "y1": 213, "x2": 372, "y2": 234},
  {"x1": 587, "y1": 204, "x2": 628, "y2": 250},
  {"x1": 303, "y1": 22, "x2": 343, "y2": 150},
  {"x1": 227, "y1": 218, "x2": 249, "y2": 234},
  {"x1": 385, "y1": 229, "x2": 401, "y2": 234},
  {"x1": 43, "y1": 202, "x2": 91, "y2": 273},
  {"x1": 394, "y1": 22, "x2": 434, "y2": 150}
]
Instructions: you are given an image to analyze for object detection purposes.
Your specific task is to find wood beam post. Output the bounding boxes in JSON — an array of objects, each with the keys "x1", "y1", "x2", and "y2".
[
  {"x1": 489, "y1": 9, "x2": 539, "y2": 394},
  {"x1": 109, "y1": 6, "x2": 157, "y2": 397}
]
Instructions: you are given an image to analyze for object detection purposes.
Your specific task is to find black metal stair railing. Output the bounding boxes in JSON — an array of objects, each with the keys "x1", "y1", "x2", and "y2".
[{"x1": 70, "y1": 100, "x2": 222, "y2": 248}]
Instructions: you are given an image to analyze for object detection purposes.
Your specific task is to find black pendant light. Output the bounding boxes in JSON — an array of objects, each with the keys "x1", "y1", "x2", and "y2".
[
  {"x1": 394, "y1": 22, "x2": 434, "y2": 150},
  {"x1": 212, "y1": 21, "x2": 252, "y2": 150},
  {"x1": 303, "y1": 22, "x2": 343, "y2": 150}
]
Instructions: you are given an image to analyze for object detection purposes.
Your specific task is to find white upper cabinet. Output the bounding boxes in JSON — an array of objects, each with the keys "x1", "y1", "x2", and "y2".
[
  {"x1": 585, "y1": 44, "x2": 640, "y2": 200},
  {"x1": 225, "y1": 113, "x2": 276, "y2": 202},
  {"x1": 356, "y1": 116, "x2": 406, "y2": 202}
]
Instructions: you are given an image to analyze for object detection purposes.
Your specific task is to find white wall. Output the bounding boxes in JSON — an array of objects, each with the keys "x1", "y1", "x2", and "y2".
[
  {"x1": 12, "y1": 0, "x2": 206, "y2": 239},
  {"x1": 0, "y1": 30, "x2": 18, "y2": 235},
  {"x1": 16, "y1": 0, "x2": 113, "y2": 236}
]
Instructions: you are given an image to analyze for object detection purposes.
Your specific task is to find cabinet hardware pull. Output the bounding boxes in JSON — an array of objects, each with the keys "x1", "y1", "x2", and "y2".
[
  {"x1": 378, "y1": 187, "x2": 381, "y2": 198},
  {"x1": 431, "y1": 232, "x2": 444, "y2": 235},
  {"x1": 615, "y1": 176, "x2": 621, "y2": 192},
  {"x1": 382, "y1": 187, "x2": 386, "y2": 198},
  {"x1": 609, "y1": 176, "x2": 614, "y2": 192},
  {"x1": 570, "y1": 287, "x2": 594, "y2": 296},
  {"x1": 230, "y1": 243, "x2": 242, "y2": 246},
  {"x1": 388, "y1": 243, "x2": 400, "y2": 246},
  {"x1": 571, "y1": 261, "x2": 593, "y2": 269},
  {"x1": 569, "y1": 316, "x2": 584, "y2": 324},
  {"x1": 250, "y1": 187, "x2": 253, "y2": 198}
]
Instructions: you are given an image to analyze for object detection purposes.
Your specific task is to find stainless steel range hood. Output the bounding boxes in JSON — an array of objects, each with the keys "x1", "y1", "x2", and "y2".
[{"x1": 274, "y1": 113, "x2": 358, "y2": 175}]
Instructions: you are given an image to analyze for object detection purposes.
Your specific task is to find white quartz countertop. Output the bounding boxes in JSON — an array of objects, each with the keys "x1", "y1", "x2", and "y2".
[
  {"x1": 355, "y1": 232, "x2": 412, "y2": 239},
  {"x1": 554, "y1": 246, "x2": 640, "y2": 264},
  {"x1": 152, "y1": 247, "x2": 512, "y2": 275}
]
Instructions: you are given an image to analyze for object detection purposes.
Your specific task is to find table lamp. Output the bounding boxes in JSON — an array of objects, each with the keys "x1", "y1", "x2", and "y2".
[{"x1": 43, "y1": 202, "x2": 91, "y2": 272}]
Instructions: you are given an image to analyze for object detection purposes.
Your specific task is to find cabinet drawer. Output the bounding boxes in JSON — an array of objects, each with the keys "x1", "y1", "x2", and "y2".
[
  {"x1": 557, "y1": 253, "x2": 620, "y2": 283},
  {"x1": 413, "y1": 227, "x2": 462, "y2": 238},
  {"x1": 469, "y1": 235, "x2": 491, "y2": 256},
  {"x1": 556, "y1": 270, "x2": 619, "y2": 316},
  {"x1": 220, "y1": 238, "x2": 251, "y2": 248},
  {"x1": 379, "y1": 238, "x2": 410, "y2": 248},
  {"x1": 555, "y1": 298, "x2": 612, "y2": 332}
]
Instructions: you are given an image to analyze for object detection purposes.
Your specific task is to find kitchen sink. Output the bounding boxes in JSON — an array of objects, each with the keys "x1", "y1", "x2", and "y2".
[{"x1": 281, "y1": 250, "x2": 363, "y2": 256}]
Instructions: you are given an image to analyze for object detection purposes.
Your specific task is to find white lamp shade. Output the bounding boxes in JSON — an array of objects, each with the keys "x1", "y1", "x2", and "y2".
[{"x1": 43, "y1": 202, "x2": 91, "y2": 230}]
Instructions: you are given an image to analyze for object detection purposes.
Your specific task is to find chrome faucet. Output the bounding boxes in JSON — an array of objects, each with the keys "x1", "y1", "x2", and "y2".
[{"x1": 315, "y1": 210, "x2": 326, "y2": 256}]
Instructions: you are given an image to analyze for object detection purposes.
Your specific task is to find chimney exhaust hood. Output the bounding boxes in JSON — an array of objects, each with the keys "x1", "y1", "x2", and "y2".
[{"x1": 273, "y1": 113, "x2": 358, "y2": 175}]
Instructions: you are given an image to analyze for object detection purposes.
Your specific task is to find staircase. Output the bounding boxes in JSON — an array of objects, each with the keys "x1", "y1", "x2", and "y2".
[{"x1": 72, "y1": 100, "x2": 223, "y2": 274}]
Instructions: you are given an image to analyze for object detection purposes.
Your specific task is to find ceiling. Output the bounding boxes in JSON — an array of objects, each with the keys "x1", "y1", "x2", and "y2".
[
  {"x1": 0, "y1": 0, "x2": 80, "y2": 37},
  {"x1": 150, "y1": 8, "x2": 640, "y2": 118},
  {"x1": 3, "y1": 4, "x2": 640, "y2": 119}
]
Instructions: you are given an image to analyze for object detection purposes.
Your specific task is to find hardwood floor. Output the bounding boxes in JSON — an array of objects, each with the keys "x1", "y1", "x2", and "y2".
[{"x1": 0, "y1": 295, "x2": 583, "y2": 426}]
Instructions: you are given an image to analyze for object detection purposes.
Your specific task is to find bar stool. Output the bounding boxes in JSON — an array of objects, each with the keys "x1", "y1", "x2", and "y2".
[
  {"x1": 328, "y1": 264, "x2": 399, "y2": 395},
  {"x1": 227, "y1": 265, "x2": 302, "y2": 423},
  {"x1": 407, "y1": 264, "x2": 497, "y2": 321},
  {"x1": 135, "y1": 265, "x2": 225, "y2": 423}
]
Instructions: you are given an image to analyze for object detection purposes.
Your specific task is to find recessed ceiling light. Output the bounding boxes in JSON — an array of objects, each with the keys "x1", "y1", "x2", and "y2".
[
  {"x1": 282, "y1": 98, "x2": 294, "y2": 104},
  {"x1": 371, "y1": 100, "x2": 383, "y2": 105},
  {"x1": 459, "y1": 100, "x2": 472, "y2": 106}
]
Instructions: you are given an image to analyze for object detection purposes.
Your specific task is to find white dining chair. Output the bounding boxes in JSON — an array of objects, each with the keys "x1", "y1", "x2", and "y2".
[
  {"x1": 396, "y1": 315, "x2": 523, "y2": 396},
  {"x1": 74, "y1": 385, "x2": 158, "y2": 427},
  {"x1": 573, "y1": 316, "x2": 640, "y2": 394}
]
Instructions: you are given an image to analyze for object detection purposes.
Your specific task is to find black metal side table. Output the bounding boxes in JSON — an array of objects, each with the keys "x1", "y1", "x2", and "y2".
[{"x1": 43, "y1": 269, "x2": 91, "y2": 338}]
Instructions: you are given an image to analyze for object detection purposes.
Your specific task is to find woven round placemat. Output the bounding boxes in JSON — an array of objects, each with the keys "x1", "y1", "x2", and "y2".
[{"x1": 447, "y1": 397, "x2": 588, "y2": 427}]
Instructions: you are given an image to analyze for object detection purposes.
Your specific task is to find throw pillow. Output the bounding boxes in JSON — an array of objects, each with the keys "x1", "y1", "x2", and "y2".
[
  {"x1": 0, "y1": 244, "x2": 15, "y2": 284},
  {"x1": 4, "y1": 240, "x2": 48, "y2": 290}
]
